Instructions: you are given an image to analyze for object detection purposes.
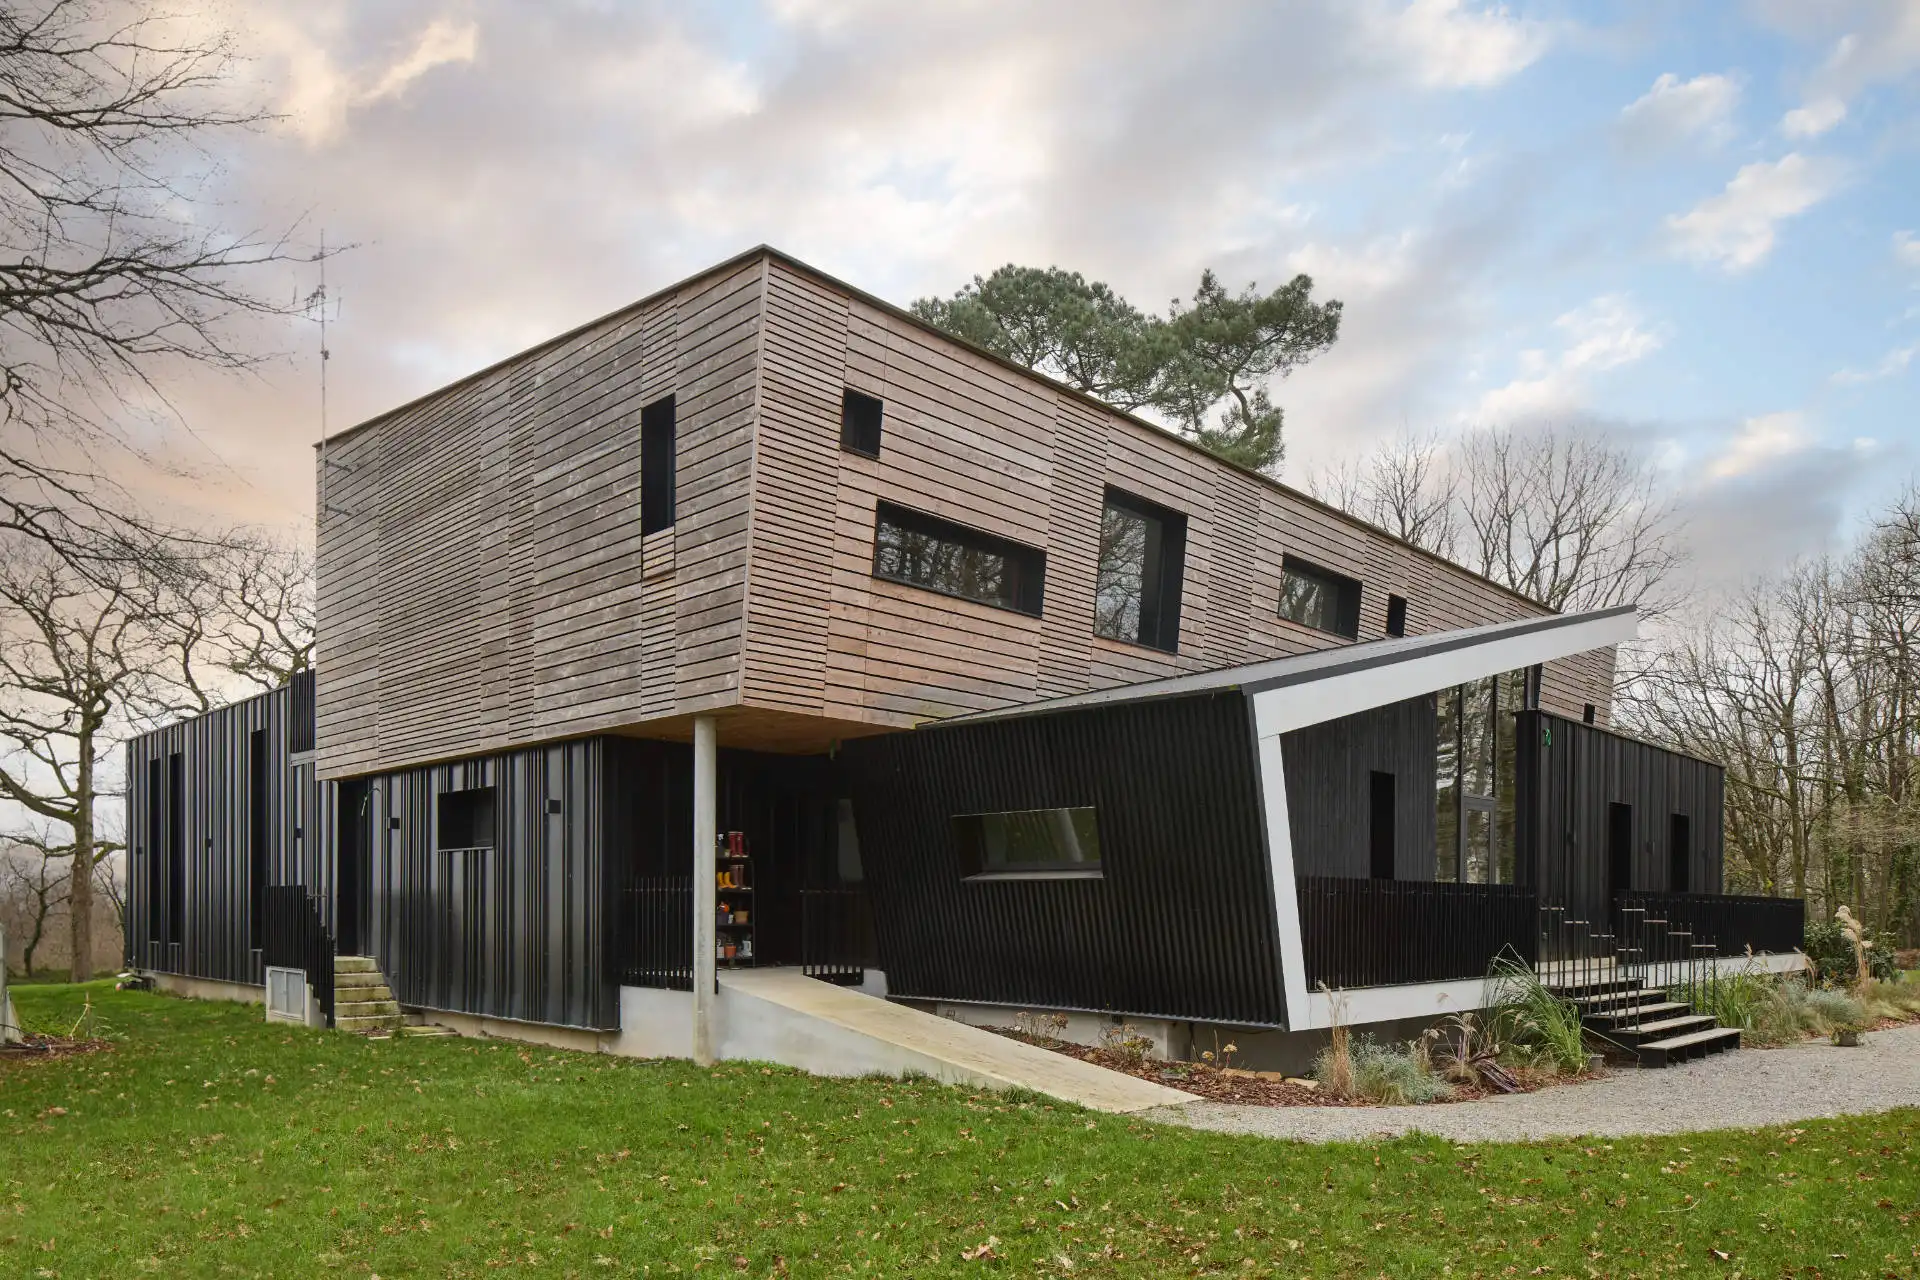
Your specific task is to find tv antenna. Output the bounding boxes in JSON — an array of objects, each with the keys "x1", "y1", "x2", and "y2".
[{"x1": 307, "y1": 230, "x2": 352, "y2": 519}]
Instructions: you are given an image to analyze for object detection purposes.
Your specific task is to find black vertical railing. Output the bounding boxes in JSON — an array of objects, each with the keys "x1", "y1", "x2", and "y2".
[
  {"x1": 1296, "y1": 877, "x2": 1537, "y2": 989},
  {"x1": 618, "y1": 876, "x2": 693, "y2": 990},
  {"x1": 1617, "y1": 892, "x2": 1803, "y2": 958},
  {"x1": 261, "y1": 885, "x2": 335, "y2": 1025},
  {"x1": 802, "y1": 888, "x2": 876, "y2": 985}
]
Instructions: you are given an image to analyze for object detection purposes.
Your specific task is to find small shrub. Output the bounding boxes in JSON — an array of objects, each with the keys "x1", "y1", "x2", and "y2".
[
  {"x1": 1484, "y1": 956, "x2": 1589, "y2": 1073},
  {"x1": 1859, "y1": 979, "x2": 1920, "y2": 1022},
  {"x1": 1804, "y1": 918, "x2": 1897, "y2": 986},
  {"x1": 1423, "y1": 1011, "x2": 1521, "y2": 1092},
  {"x1": 1098, "y1": 1022, "x2": 1155, "y2": 1067},
  {"x1": 1320, "y1": 1036, "x2": 1451, "y2": 1105},
  {"x1": 1800, "y1": 988, "x2": 1867, "y2": 1035}
]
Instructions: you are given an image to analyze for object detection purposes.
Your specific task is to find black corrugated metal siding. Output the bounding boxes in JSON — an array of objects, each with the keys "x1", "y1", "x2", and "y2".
[
  {"x1": 1280, "y1": 693, "x2": 1438, "y2": 879},
  {"x1": 1517, "y1": 710, "x2": 1725, "y2": 922},
  {"x1": 837, "y1": 691, "x2": 1286, "y2": 1027},
  {"x1": 366, "y1": 740, "x2": 612, "y2": 1030},
  {"x1": 125, "y1": 680, "x2": 330, "y2": 982}
]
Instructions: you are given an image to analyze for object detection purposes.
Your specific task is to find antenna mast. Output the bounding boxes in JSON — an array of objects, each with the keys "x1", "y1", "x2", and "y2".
[{"x1": 313, "y1": 231, "x2": 349, "y2": 519}]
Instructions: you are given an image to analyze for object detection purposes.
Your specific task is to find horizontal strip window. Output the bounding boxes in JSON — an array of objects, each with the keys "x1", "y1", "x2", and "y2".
[
  {"x1": 955, "y1": 806, "x2": 1102, "y2": 879},
  {"x1": 1278, "y1": 556, "x2": 1361, "y2": 639},
  {"x1": 872, "y1": 501, "x2": 1045, "y2": 616}
]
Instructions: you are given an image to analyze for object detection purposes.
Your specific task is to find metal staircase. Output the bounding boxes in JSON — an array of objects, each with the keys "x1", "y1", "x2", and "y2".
[{"x1": 1541, "y1": 907, "x2": 1742, "y2": 1068}]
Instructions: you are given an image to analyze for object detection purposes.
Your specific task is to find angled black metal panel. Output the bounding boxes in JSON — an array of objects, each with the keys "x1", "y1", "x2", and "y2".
[
  {"x1": 1279, "y1": 693, "x2": 1438, "y2": 880},
  {"x1": 838, "y1": 691, "x2": 1284, "y2": 1027}
]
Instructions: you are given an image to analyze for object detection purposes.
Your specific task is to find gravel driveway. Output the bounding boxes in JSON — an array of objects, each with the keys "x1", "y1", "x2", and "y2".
[{"x1": 1143, "y1": 1023, "x2": 1920, "y2": 1143}]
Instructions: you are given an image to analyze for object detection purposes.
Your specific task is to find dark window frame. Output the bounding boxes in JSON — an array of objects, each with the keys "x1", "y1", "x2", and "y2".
[
  {"x1": 1385, "y1": 593, "x2": 1408, "y2": 637},
  {"x1": 438, "y1": 786, "x2": 498, "y2": 851},
  {"x1": 1277, "y1": 556, "x2": 1362, "y2": 639},
  {"x1": 871, "y1": 500, "x2": 1046, "y2": 616},
  {"x1": 248, "y1": 728, "x2": 269, "y2": 951},
  {"x1": 1094, "y1": 487, "x2": 1187, "y2": 652},
  {"x1": 640, "y1": 394, "x2": 677, "y2": 536},
  {"x1": 1434, "y1": 665, "x2": 1542, "y2": 886},
  {"x1": 840, "y1": 388, "x2": 884, "y2": 458},
  {"x1": 953, "y1": 806, "x2": 1103, "y2": 881}
]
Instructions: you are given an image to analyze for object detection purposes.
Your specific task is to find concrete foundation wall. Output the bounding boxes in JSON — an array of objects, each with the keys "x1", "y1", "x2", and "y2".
[{"x1": 152, "y1": 972, "x2": 265, "y2": 1006}]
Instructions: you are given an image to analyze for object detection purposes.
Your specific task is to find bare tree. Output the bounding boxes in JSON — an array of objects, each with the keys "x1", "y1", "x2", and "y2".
[
  {"x1": 0, "y1": 834, "x2": 69, "y2": 976},
  {"x1": 0, "y1": 0, "x2": 296, "y2": 554},
  {"x1": 145, "y1": 533, "x2": 315, "y2": 715},
  {"x1": 1309, "y1": 423, "x2": 1679, "y2": 613},
  {"x1": 0, "y1": 535, "x2": 146, "y2": 981}
]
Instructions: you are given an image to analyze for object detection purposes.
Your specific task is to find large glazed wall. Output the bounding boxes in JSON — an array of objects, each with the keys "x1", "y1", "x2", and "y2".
[
  {"x1": 316, "y1": 258, "x2": 765, "y2": 780},
  {"x1": 838, "y1": 692, "x2": 1287, "y2": 1027},
  {"x1": 742, "y1": 255, "x2": 1616, "y2": 730}
]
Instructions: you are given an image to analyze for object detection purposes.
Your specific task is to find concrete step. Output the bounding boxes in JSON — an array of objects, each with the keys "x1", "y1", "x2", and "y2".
[
  {"x1": 1638, "y1": 1025, "x2": 1741, "y2": 1068},
  {"x1": 401, "y1": 1024, "x2": 458, "y2": 1038},
  {"x1": 335, "y1": 983, "x2": 394, "y2": 1004},
  {"x1": 335, "y1": 998, "x2": 400, "y2": 1018},
  {"x1": 337, "y1": 1013, "x2": 404, "y2": 1034},
  {"x1": 334, "y1": 956, "x2": 379, "y2": 975},
  {"x1": 335, "y1": 969, "x2": 387, "y2": 988}
]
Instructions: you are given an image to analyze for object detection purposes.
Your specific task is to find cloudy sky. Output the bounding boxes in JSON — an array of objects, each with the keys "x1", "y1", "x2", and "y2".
[{"x1": 135, "y1": 0, "x2": 1920, "y2": 591}]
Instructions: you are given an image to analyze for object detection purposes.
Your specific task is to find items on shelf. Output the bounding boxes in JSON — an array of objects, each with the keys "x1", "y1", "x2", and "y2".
[{"x1": 714, "y1": 829, "x2": 756, "y2": 968}]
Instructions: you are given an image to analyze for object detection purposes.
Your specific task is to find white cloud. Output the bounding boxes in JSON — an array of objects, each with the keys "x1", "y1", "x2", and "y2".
[
  {"x1": 1371, "y1": 0, "x2": 1548, "y2": 89},
  {"x1": 366, "y1": 17, "x2": 479, "y2": 102},
  {"x1": 1896, "y1": 230, "x2": 1920, "y2": 271},
  {"x1": 1707, "y1": 411, "x2": 1811, "y2": 480},
  {"x1": 1781, "y1": 96, "x2": 1846, "y2": 138},
  {"x1": 1471, "y1": 295, "x2": 1663, "y2": 422},
  {"x1": 251, "y1": 13, "x2": 482, "y2": 145},
  {"x1": 1666, "y1": 153, "x2": 1842, "y2": 272},
  {"x1": 1617, "y1": 72, "x2": 1740, "y2": 149},
  {"x1": 1832, "y1": 343, "x2": 1919, "y2": 385}
]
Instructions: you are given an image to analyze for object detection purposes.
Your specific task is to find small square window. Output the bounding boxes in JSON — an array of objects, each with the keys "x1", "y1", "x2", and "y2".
[
  {"x1": 438, "y1": 787, "x2": 496, "y2": 850},
  {"x1": 840, "y1": 388, "x2": 883, "y2": 457},
  {"x1": 1385, "y1": 594, "x2": 1408, "y2": 637},
  {"x1": 1278, "y1": 557, "x2": 1362, "y2": 638}
]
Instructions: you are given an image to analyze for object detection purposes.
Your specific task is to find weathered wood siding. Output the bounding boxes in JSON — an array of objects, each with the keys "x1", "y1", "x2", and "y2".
[
  {"x1": 742, "y1": 256, "x2": 1616, "y2": 729},
  {"x1": 316, "y1": 259, "x2": 765, "y2": 780}
]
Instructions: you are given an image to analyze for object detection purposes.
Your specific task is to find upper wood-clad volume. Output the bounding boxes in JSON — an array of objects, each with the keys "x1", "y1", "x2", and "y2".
[{"x1": 315, "y1": 247, "x2": 1616, "y2": 780}]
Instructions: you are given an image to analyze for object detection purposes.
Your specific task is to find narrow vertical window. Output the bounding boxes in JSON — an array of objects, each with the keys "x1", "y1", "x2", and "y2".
[
  {"x1": 1583, "y1": 703, "x2": 1597, "y2": 725},
  {"x1": 1368, "y1": 771, "x2": 1396, "y2": 880},
  {"x1": 167, "y1": 751, "x2": 185, "y2": 947},
  {"x1": 1668, "y1": 813, "x2": 1691, "y2": 893},
  {"x1": 248, "y1": 729, "x2": 269, "y2": 950},
  {"x1": 840, "y1": 388, "x2": 883, "y2": 457},
  {"x1": 1094, "y1": 488, "x2": 1187, "y2": 651},
  {"x1": 641, "y1": 395, "x2": 677, "y2": 535},
  {"x1": 145, "y1": 757, "x2": 164, "y2": 948},
  {"x1": 1385, "y1": 594, "x2": 1408, "y2": 637}
]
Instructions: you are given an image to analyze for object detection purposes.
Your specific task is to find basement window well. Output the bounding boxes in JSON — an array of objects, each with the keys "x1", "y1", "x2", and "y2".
[
  {"x1": 438, "y1": 787, "x2": 496, "y2": 851},
  {"x1": 873, "y1": 501, "x2": 1045, "y2": 615},
  {"x1": 954, "y1": 806, "x2": 1102, "y2": 879}
]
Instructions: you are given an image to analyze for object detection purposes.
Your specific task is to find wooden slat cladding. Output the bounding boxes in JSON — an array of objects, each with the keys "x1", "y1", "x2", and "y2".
[
  {"x1": 741, "y1": 256, "x2": 1617, "y2": 732},
  {"x1": 316, "y1": 260, "x2": 765, "y2": 779}
]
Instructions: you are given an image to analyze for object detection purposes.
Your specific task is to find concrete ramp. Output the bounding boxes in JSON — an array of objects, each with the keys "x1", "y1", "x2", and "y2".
[{"x1": 717, "y1": 969, "x2": 1196, "y2": 1114}]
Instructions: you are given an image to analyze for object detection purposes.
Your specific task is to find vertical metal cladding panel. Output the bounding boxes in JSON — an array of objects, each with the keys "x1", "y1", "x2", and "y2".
[
  {"x1": 124, "y1": 681, "x2": 321, "y2": 984},
  {"x1": 1517, "y1": 710, "x2": 1726, "y2": 922},
  {"x1": 837, "y1": 691, "x2": 1285, "y2": 1027},
  {"x1": 1279, "y1": 694, "x2": 1438, "y2": 880},
  {"x1": 362, "y1": 739, "x2": 612, "y2": 1030}
]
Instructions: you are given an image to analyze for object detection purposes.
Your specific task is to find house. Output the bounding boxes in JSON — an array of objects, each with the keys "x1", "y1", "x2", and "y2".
[{"x1": 124, "y1": 247, "x2": 1803, "y2": 1078}]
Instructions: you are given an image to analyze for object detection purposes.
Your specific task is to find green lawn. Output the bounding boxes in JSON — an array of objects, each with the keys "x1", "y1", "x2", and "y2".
[{"x1": 2, "y1": 985, "x2": 1915, "y2": 1277}]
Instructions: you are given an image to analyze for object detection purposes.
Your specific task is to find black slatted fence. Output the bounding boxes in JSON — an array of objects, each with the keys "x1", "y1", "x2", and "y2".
[
  {"x1": 261, "y1": 884, "x2": 335, "y2": 1025},
  {"x1": 1617, "y1": 891, "x2": 1803, "y2": 956},
  {"x1": 618, "y1": 877, "x2": 693, "y2": 990},
  {"x1": 1297, "y1": 877, "x2": 1538, "y2": 989},
  {"x1": 802, "y1": 888, "x2": 875, "y2": 985}
]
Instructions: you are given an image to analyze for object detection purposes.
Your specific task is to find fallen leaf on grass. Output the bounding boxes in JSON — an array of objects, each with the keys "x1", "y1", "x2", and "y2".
[{"x1": 962, "y1": 1237, "x2": 1001, "y2": 1261}]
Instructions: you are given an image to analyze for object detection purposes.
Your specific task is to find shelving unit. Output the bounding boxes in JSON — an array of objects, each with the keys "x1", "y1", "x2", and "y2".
[{"x1": 715, "y1": 830, "x2": 755, "y2": 968}]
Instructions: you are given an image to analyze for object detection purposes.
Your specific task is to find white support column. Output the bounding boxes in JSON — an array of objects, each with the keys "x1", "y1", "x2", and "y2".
[{"x1": 691, "y1": 715, "x2": 718, "y2": 1067}]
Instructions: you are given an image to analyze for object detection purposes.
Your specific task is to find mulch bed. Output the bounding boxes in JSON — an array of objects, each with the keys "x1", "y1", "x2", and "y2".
[
  {"x1": 984, "y1": 1026, "x2": 1576, "y2": 1107},
  {"x1": 0, "y1": 1034, "x2": 114, "y2": 1066}
]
